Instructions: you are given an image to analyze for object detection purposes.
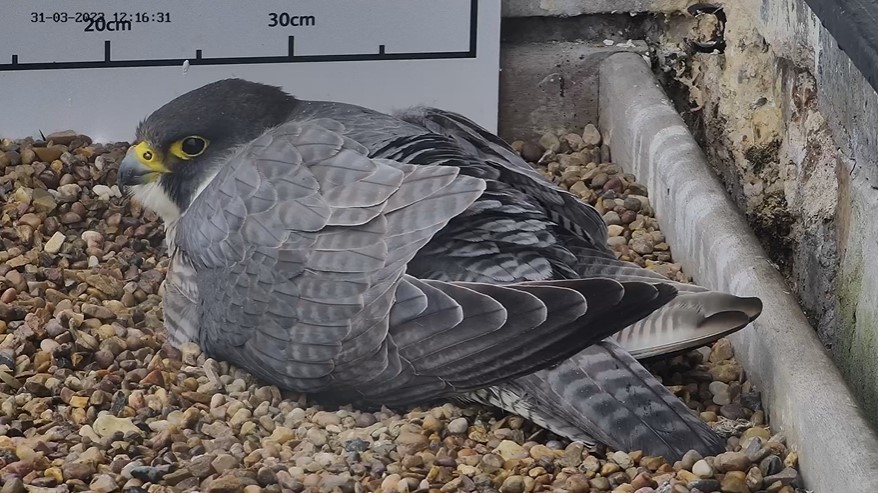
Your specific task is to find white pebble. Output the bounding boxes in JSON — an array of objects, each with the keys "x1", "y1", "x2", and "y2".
[
  {"x1": 693, "y1": 459, "x2": 714, "y2": 478},
  {"x1": 611, "y1": 450, "x2": 633, "y2": 468},
  {"x1": 447, "y1": 417, "x2": 468, "y2": 434},
  {"x1": 92, "y1": 184, "x2": 113, "y2": 199},
  {"x1": 708, "y1": 381, "x2": 729, "y2": 396},
  {"x1": 44, "y1": 231, "x2": 65, "y2": 254}
]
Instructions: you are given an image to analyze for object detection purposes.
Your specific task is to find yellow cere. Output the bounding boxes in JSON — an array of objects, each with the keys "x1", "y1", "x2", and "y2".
[{"x1": 134, "y1": 141, "x2": 170, "y2": 174}]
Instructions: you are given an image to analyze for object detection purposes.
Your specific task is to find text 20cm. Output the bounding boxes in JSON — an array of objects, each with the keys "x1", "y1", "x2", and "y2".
[{"x1": 84, "y1": 17, "x2": 132, "y2": 32}]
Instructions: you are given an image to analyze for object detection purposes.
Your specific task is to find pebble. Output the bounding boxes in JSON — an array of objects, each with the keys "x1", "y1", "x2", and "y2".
[
  {"x1": 563, "y1": 133, "x2": 585, "y2": 151},
  {"x1": 714, "y1": 452, "x2": 751, "y2": 472},
  {"x1": 582, "y1": 124, "x2": 602, "y2": 146},
  {"x1": 709, "y1": 381, "x2": 731, "y2": 405},
  {"x1": 211, "y1": 453, "x2": 239, "y2": 472},
  {"x1": 0, "y1": 479, "x2": 25, "y2": 493},
  {"x1": 590, "y1": 476, "x2": 611, "y2": 490},
  {"x1": 741, "y1": 426, "x2": 771, "y2": 442},
  {"x1": 688, "y1": 479, "x2": 721, "y2": 492},
  {"x1": 500, "y1": 475, "x2": 526, "y2": 493},
  {"x1": 32, "y1": 189, "x2": 57, "y2": 212},
  {"x1": 604, "y1": 211, "x2": 622, "y2": 226},
  {"x1": 612, "y1": 451, "x2": 634, "y2": 468},
  {"x1": 720, "y1": 403, "x2": 749, "y2": 420},
  {"x1": 207, "y1": 475, "x2": 253, "y2": 493},
  {"x1": 539, "y1": 133, "x2": 561, "y2": 153},
  {"x1": 760, "y1": 455, "x2": 784, "y2": 476},
  {"x1": 520, "y1": 141, "x2": 544, "y2": 162},
  {"x1": 129, "y1": 466, "x2": 165, "y2": 483},
  {"x1": 87, "y1": 474, "x2": 117, "y2": 493},
  {"x1": 720, "y1": 470, "x2": 749, "y2": 493},
  {"x1": 43, "y1": 231, "x2": 66, "y2": 253},
  {"x1": 746, "y1": 466, "x2": 764, "y2": 490},
  {"x1": 62, "y1": 460, "x2": 97, "y2": 481},
  {"x1": 710, "y1": 339, "x2": 735, "y2": 362},
  {"x1": 447, "y1": 417, "x2": 468, "y2": 434},
  {"x1": 46, "y1": 130, "x2": 81, "y2": 145},
  {"x1": 92, "y1": 184, "x2": 116, "y2": 199},
  {"x1": 631, "y1": 235, "x2": 655, "y2": 254},
  {"x1": 681, "y1": 450, "x2": 703, "y2": 470},
  {"x1": 93, "y1": 414, "x2": 142, "y2": 438},
  {"x1": 692, "y1": 459, "x2": 714, "y2": 478},
  {"x1": 710, "y1": 360, "x2": 742, "y2": 383},
  {"x1": 763, "y1": 467, "x2": 798, "y2": 485},
  {"x1": 495, "y1": 440, "x2": 528, "y2": 460},
  {"x1": 33, "y1": 146, "x2": 64, "y2": 162}
]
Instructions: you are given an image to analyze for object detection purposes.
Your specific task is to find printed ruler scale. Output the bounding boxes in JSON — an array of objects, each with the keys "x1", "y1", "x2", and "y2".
[
  {"x1": 3, "y1": 1, "x2": 478, "y2": 71},
  {"x1": 0, "y1": 0, "x2": 499, "y2": 141}
]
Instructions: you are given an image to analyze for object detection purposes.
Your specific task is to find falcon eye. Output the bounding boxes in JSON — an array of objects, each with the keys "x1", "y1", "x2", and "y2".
[
  {"x1": 171, "y1": 135, "x2": 209, "y2": 159},
  {"x1": 181, "y1": 137, "x2": 206, "y2": 155}
]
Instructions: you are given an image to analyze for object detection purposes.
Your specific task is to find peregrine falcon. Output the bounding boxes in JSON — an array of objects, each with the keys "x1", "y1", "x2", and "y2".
[{"x1": 118, "y1": 79, "x2": 762, "y2": 460}]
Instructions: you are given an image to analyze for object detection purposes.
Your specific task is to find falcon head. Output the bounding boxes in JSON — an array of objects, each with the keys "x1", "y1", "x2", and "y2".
[{"x1": 117, "y1": 78, "x2": 298, "y2": 223}]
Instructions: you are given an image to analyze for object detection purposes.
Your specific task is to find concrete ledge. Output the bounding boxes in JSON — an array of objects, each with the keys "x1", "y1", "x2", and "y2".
[
  {"x1": 501, "y1": 0, "x2": 689, "y2": 17},
  {"x1": 599, "y1": 52, "x2": 878, "y2": 492}
]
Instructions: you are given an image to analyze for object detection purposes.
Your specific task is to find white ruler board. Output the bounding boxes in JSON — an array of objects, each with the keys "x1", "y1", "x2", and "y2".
[{"x1": 0, "y1": 0, "x2": 499, "y2": 142}]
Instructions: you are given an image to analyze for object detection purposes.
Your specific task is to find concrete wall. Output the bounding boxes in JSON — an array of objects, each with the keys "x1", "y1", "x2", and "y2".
[
  {"x1": 499, "y1": 0, "x2": 878, "y2": 427},
  {"x1": 498, "y1": 42, "x2": 649, "y2": 142}
]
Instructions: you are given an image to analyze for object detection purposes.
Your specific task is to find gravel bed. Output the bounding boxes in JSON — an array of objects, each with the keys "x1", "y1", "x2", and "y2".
[{"x1": 0, "y1": 127, "x2": 804, "y2": 493}]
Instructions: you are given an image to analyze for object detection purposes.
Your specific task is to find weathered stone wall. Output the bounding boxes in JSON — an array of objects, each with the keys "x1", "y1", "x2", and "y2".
[
  {"x1": 653, "y1": 3, "x2": 841, "y2": 340},
  {"x1": 652, "y1": 0, "x2": 878, "y2": 422},
  {"x1": 499, "y1": 0, "x2": 878, "y2": 424}
]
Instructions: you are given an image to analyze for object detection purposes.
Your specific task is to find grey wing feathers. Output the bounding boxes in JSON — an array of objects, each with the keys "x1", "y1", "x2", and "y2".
[
  {"x1": 355, "y1": 277, "x2": 678, "y2": 406},
  {"x1": 174, "y1": 119, "x2": 486, "y2": 394},
  {"x1": 170, "y1": 118, "x2": 683, "y2": 407},
  {"x1": 559, "y1": 243, "x2": 763, "y2": 359},
  {"x1": 613, "y1": 291, "x2": 762, "y2": 360},
  {"x1": 395, "y1": 106, "x2": 610, "y2": 250},
  {"x1": 395, "y1": 106, "x2": 762, "y2": 457},
  {"x1": 162, "y1": 252, "x2": 201, "y2": 347},
  {"x1": 466, "y1": 340, "x2": 727, "y2": 460}
]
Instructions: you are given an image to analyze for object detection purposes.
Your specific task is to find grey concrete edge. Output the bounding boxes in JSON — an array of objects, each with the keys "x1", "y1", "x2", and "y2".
[
  {"x1": 501, "y1": 0, "x2": 681, "y2": 17},
  {"x1": 598, "y1": 52, "x2": 878, "y2": 492}
]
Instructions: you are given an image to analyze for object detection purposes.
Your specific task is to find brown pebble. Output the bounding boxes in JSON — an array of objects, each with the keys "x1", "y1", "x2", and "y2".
[
  {"x1": 62, "y1": 460, "x2": 97, "y2": 481},
  {"x1": 631, "y1": 472, "x2": 655, "y2": 489},
  {"x1": 720, "y1": 470, "x2": 749, "y2": 493},
  {"x1": 521, "y1": 142, "x2": 544, "y2": 162},
  {"x1": 714, "y1": 452, "x2": 752, "y2": 472},
  {"x1": 0, "y1": 289, "x2": 16, "y2": 304},
  {"x1": 33, "y1": 146, "x2": 64, "y2": 162},
  {"x1": 60, "y1": 212, "x2": 83, "y2": 224},
  {"x1": 603, "y1": 177, "x2": 623, "y2": 194},
  {"x1": 500, "y1": 475, "x2": 525, "y2": 493},
  {"x1": 140, "y1": 369, "x2": 166, "y2": 387},
  {"x1": 206, "y1": 475, "x2": 256, "y2": 493}
]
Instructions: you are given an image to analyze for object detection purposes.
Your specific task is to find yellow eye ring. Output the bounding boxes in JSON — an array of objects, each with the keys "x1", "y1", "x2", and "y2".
[{"x1": 171, "y1": 136, "x2": 209, "y2": 160}]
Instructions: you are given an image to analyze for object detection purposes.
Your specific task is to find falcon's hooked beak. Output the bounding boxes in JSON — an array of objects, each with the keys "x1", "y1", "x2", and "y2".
[{"x1": 118, "y1": 142, "x2": 170, "y2": 187}]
